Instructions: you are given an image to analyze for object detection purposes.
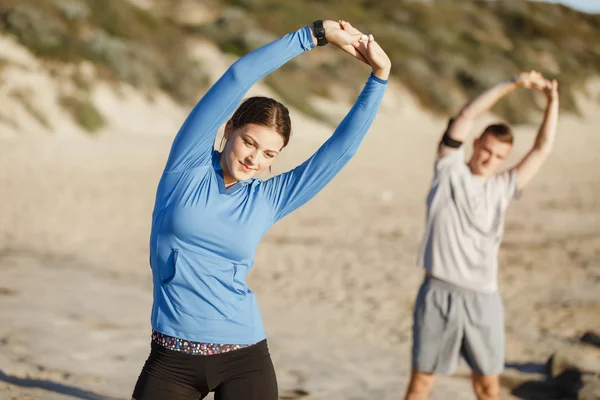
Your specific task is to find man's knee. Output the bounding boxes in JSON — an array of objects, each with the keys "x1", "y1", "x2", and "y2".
[
  {"x1": 405, "y1": 371, "x2": 436, "y2": 400},
  {"x1": 472, "y1": 373, "x2": 500, "y2": 400}
]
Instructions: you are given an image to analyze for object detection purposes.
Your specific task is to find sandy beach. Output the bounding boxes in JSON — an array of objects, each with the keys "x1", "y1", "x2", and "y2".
[{"x1": 1, "y1": 36, "x2": 600, "y2": 399}]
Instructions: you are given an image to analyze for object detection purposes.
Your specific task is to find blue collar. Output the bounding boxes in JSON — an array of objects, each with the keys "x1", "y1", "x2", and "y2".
[{"x1": 212, "y1": 150, "x2": 251, "y2": 195}]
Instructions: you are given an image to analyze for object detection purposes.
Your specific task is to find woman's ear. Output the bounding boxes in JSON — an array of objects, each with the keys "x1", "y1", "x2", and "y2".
[{"x1": 224, "y1": 120, "x2": 233, "y2": 140}]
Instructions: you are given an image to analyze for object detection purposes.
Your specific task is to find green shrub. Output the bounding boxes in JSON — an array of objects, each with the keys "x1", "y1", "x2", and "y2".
[
  {"x1": 1, "y1": 0, "x2": 599, "y2": 124},
  {"x1": 0, "y1": 3, "x2": 78, "y2": 60},
  {"x1": 0, "y1": 0, "x2": 208, "y2": 104},
  {"x1": 207, "y1": 0, "x2": 600, "y2": 124},
  {"x1": 60, "y1": 95, "x2": 106, "y2": 133}
]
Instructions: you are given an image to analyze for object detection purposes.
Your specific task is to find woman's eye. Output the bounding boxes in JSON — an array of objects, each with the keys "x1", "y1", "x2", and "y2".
[
  {"x1": 244, "y1": 140, "x2": 252, "y2": 147},
  {"x1": 265, "y1": 153, "x2": 275, "y2": 159}
]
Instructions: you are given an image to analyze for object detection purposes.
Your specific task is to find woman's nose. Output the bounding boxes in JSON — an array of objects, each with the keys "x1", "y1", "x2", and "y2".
[{"x1": 246, "y1": 151, "x2": 259, "y2": 165}]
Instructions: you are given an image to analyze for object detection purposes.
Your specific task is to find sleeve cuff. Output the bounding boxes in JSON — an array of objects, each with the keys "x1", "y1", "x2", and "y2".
[
  {"x1": 301, "y1": 26, "x2": 316, "y2": 51},
  {"x1": 369, "y1": 72, "x2": 388, "y2": 85}
]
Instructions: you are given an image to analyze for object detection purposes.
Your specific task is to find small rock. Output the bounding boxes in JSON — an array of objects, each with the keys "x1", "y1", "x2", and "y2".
[{"x1": 581, "y1": 331, "x2": 600, "y2": 349}]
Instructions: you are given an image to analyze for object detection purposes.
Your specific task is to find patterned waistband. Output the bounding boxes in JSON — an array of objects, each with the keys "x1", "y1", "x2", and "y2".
[{"x1": 151, "y1": 330, "x2": 255, "y2": 355}]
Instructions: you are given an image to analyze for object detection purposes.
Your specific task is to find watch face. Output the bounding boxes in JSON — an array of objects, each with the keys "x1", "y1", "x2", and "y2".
[{"x1": 314, "y1": 21, "x2": 327, "y2": 45}]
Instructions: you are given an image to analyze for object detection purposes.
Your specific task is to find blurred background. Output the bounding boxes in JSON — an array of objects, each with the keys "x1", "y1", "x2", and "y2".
[{"x1": 0, "y1": 0, "x2": 599, "y2": 399}]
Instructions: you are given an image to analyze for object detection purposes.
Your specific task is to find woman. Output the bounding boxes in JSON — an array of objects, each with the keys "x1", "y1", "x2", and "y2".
[{"x1": 132, "y1": 19, "x2": 391, "y2": 400}]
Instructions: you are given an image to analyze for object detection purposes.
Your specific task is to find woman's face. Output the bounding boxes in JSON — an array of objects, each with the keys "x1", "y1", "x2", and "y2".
[{"x1": 221, "y1": 123, "x2": 285, "y2": 183}]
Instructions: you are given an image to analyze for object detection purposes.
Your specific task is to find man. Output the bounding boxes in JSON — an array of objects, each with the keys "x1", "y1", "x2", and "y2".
[{"x1": 404, "y1": 70, "x2": 559, "y2": 400}]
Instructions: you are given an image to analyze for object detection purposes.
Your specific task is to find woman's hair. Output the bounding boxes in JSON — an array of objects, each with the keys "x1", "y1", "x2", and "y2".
[{"x1": 229, "y1": 96, "x2": 292, "y2": 148}]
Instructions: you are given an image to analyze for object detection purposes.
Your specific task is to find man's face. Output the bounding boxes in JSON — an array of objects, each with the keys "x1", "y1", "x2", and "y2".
[{"x1": 469, "y1": 133, "x2": 513, "y2": 178}]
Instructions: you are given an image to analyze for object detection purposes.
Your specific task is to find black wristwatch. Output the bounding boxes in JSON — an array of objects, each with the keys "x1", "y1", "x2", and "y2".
[{"x1": 313, "y1": 20, "x2": 328, "y2": 46}]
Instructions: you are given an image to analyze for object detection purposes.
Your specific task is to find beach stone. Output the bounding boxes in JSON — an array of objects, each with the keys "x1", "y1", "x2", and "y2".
[{"x1": 581, "y1": 331, "x2": 600, "y2": 349}]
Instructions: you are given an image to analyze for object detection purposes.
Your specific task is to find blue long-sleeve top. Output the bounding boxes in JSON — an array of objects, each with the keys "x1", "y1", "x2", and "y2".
[{"x1": 150, "y1": 26, "x2": 388, "y2": 344}]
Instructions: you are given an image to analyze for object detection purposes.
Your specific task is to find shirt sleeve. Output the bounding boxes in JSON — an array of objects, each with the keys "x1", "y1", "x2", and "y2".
[
  {"x1": 259, "y1": 73, "x2": 388, "y2": 222},
  {"x1": 435, "y1": 146, "x2": 465, "y2": 175},
  {"x1": 163, "y1": 26, "x2": 316, "y2": 173},
  {"x1": 434, "y1": 118, "x2": 465, "y2": 175},
  {"x1": 492, "y1": 168, "x2": 520, "y2": 208}
]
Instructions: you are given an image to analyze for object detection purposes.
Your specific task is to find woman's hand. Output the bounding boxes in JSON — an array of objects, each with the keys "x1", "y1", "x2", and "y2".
[
  {"x1": 322, "y1": 20, "x2": 370, "y2": 64},
  {"x1": 311, "y1": 20, "x2": 368, "y2": 62},
  {"x1": 339, "y1": 21, "x2": 391, "y2": 80}
]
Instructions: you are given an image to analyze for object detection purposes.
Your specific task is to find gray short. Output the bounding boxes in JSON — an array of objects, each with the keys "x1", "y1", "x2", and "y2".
[{"x1": 411, "y1": 276, "x2": 504, "y2": 376}]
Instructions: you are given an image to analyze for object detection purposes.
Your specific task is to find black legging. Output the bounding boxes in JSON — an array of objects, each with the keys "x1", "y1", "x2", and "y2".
[{"x1": 132, "y1": 340, "x2": 277, "y2": 400}]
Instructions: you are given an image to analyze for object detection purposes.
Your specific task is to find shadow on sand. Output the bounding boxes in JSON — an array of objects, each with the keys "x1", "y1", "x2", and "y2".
[
  {"x1": 504, "y1": 362, "x2": 581, "y2": 400},
  {"x1": 0, "y1": 370, "x2": 123, "y2": 400}
]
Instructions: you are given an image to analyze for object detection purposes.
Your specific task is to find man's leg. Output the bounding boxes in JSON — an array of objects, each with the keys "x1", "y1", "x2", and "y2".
[
  {"x1": 471, "y1": 373, "x2": 500, "y2": 400},
  {"x1": 461, "y1": 290, "x2": 505, "y2": 400},
  {"x1": 404, "y1": 370, "x2": 436, "y2": 400},
  {"x1": 405, "y1": 276, "x2": 463, "y2": 399}
]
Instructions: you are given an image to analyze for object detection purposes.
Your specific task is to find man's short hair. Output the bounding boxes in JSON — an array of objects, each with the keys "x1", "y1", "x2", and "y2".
[{"x1": 481, "y1": 123, "x2": 514, "y2": 145}]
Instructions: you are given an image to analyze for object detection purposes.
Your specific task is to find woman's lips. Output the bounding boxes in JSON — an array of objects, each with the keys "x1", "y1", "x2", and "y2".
[{"x1": 239, "y1": 161, "x2": 253, "y2": 172}]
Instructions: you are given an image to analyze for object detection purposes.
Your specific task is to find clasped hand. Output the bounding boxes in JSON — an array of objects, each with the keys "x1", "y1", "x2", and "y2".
[
  {"x1": 315, "y1": 20, "x2": 392, "y2": 80},
  {"x1": 515, "y1": 70, "x2": 559, "y2": 102}
]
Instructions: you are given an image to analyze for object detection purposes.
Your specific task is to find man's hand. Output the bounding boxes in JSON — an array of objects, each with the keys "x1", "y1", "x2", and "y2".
[
  {"x1": 541, "y1": 79, "x2": 559, "y2": 102},
  {"x1": 518, "y1": 71, "x2": 559, "y2": 103},
  {"x1": 514, "y1": 70, "x2": 546, "y2": 89}
]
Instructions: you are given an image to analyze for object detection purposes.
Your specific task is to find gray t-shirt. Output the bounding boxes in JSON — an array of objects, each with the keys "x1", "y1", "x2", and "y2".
[{"x1": 417, "y1": 147, "x2": 519, "y2": 292}]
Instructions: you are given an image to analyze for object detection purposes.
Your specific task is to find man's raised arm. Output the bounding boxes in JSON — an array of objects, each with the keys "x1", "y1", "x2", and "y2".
[
  {"x1": 439, "y1": 71, "x2": 543, "y2": 158},
  {"x1": 514, "y1": 78, "x2": 559, "y2": 191}
]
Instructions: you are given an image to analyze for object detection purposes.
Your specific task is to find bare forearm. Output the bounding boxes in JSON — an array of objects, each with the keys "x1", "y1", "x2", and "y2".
[
  {"x1": 459, "y1": 78, "x2": 519, "y2": 119},
  {"x1": 443, "y1": 77, "x2": 520, "y2": 144},
  {"x1": 514, "y1": 93, "x2": 559, "y2": 190},
  {"x1": 533, "y1": 97, "x2": 559, "y2": 154}
]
